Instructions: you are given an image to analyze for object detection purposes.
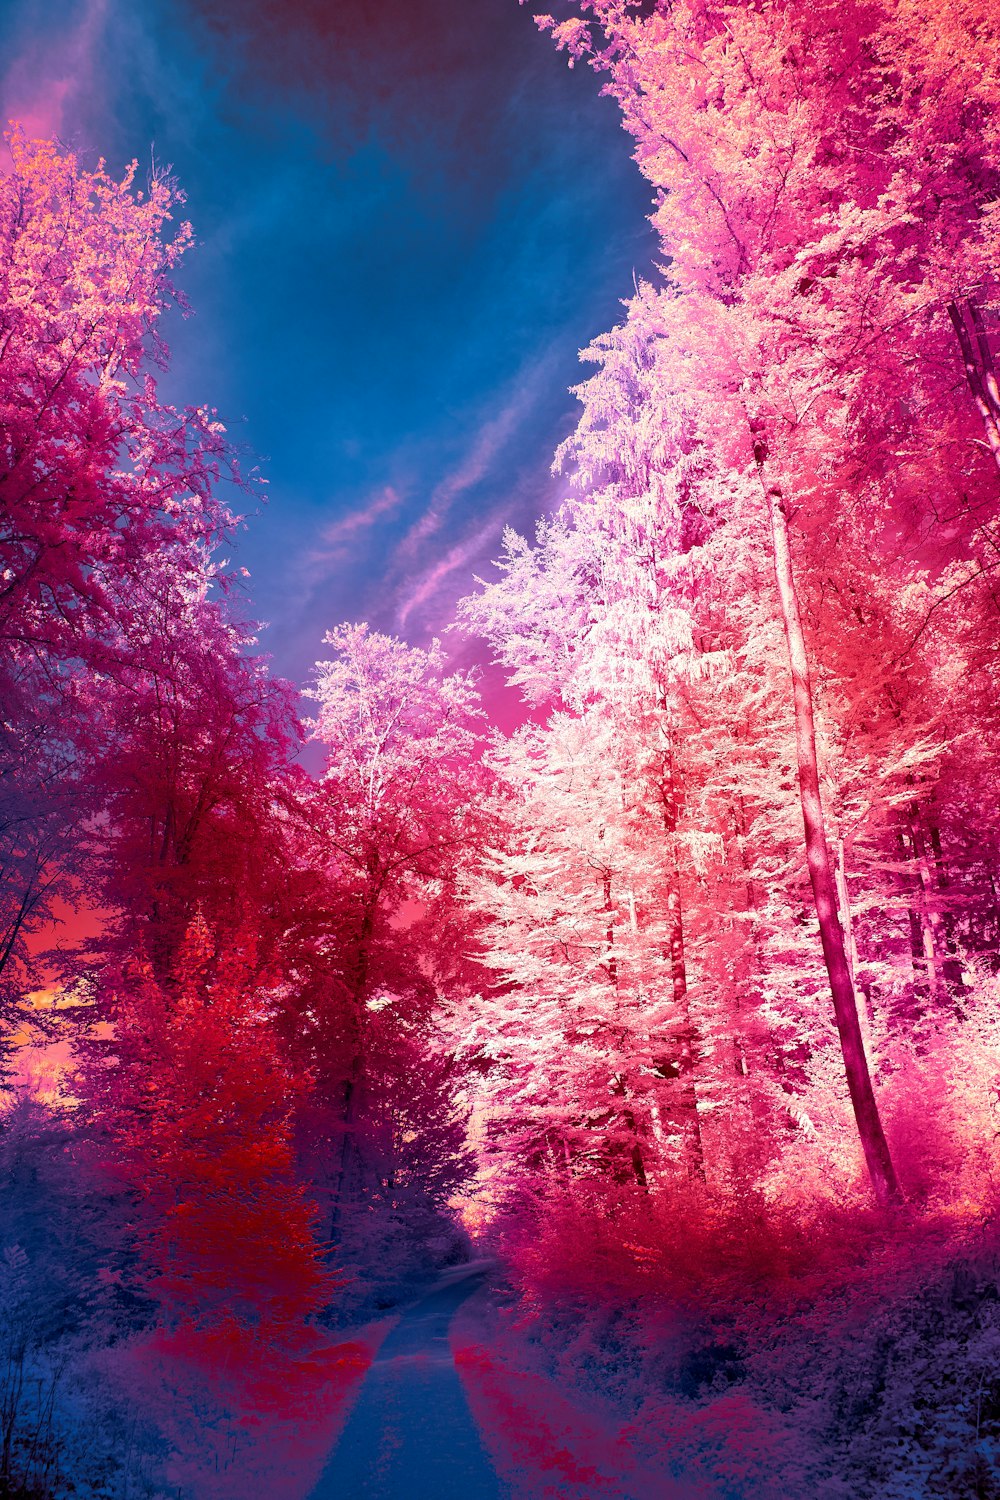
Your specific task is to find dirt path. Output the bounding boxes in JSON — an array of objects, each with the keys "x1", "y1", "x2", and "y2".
[{"x1": 309, "y1": 1265, "x2": 505, "y2": 1499}]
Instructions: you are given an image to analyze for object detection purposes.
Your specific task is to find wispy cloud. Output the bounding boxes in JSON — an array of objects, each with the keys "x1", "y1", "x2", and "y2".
[
  {"x1": 396, "y1": 516, "x2": 502, "y2": 630},
  {"x1": 297, "y1": 485, "x2": 403, "y2": 586},
  {"x1": 1, "y1": 0, "x2": 109, "y2": 143},
  {"x1": 394, "y1": 356, "x2": 555, "y2": 565},
  {"x1": 395, "y1": 405, "x2": 520, "y2": 560},
  {"x1": 319, "y1": 486, "x2": 402, "y2": 549},
  {"x1": 388, "y1": 353, "x2": 565, "y2": 634}
]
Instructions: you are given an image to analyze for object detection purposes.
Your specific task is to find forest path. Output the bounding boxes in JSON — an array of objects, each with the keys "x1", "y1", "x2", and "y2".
[{"x1": 308, "y1": 1263, "x2": 505, "y2": 1499}]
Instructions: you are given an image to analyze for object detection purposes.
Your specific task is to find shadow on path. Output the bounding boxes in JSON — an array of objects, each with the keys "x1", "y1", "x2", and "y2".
[{"x1": 309, "y1": 1265, "x2": 505, "y2": 1500}]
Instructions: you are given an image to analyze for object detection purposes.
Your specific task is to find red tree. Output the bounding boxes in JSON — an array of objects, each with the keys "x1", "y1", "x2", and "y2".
[
  {"x1": 87, "y1": 918, "x2": 334, "y2": 1344},
  {"x1": 0, "y1": 125, "x2": 244, "y2": 1036}
]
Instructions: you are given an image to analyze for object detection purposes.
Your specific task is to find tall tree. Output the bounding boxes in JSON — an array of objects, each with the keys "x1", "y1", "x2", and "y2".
[
  {"x1": 531, "y1": 0, "x2": 1000, "y2": 1203},
  {"x1": 305, "y1": 624, "x2": 488, "y2": 1222}
]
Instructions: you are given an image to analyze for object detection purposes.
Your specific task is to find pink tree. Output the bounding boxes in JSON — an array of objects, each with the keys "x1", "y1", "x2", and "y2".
[{"x1": 530, "y1": 0, "x2": 1000, "y2": 1204}]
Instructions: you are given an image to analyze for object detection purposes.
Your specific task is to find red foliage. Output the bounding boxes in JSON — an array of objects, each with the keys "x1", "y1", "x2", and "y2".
[
  {"x1": 92, "y1": 919, "x2": 335, "y2": 1343},
  {"x1": 0, "y1": 123, "x2": 248, "y2": 1031}
]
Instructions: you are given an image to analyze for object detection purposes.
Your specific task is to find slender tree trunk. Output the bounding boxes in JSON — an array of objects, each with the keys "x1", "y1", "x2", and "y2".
[
  {"x1": 329, "y1": 1063, "x2": 364, "y2": 1243},
  {"x1": 605, "y1": 875, "x2": 648, "y2": 1188},
  {"x1": 754, "y1": 438, "x2": 902, "y2": 1206},
  {"x1": 834, "y1": 834, "x2": 876, "y2": 1059},
  {"x1": 729, "y1": 790, "x2": 771, "y2": 1123},
  {"x1": 900, "y1": 860, "x2": 932, "y2": 1000},
  {"x1": 905, "y1": 808, "x2": 945, "y2": 995},
  {"x1": 547, "y1": 1128, "x2": 572, "y2": 1182},
  {"x1": 665, "y1": 881, "x2": 706, "y2": 1179},
  {"x1": 898, "y1": 827, "x2": 933, "y2": 1000},
  {"x1": 329, "y1": 886, "x2": 379, "y2": 1241},
  {"x1": 609, "y1": 1072, "x2": 649, "y2": 1190},
  {"x1": 949, "y1": 300, "x2": 1000, "y2": 474},
  {"x1": 654, "y1": 727, "x2": 706, "y2": 1179},
  {"x1": 833, "y1": 836, "x2": 859, "y2": 985},
  {"x1": 602, "y1": 867, "x2": 619, "y2": 988},
  {"x1": 904, "y1": 787, "x2": 962, "y2": 994},
  {"x1": 630, "y1": 1139, "x2": 649, "y2": 1189},
  {"x1": 928, "y1": 820, "x2": 966, "y2": 989}
]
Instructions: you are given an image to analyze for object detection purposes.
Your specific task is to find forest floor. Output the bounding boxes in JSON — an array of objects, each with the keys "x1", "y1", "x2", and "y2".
[
  {"x1": 306, "y1": 1227, "x2": 1000, "y2": 1500},
  {"x1": 308, "y1": 1262, "x2": 504, "y2": 1499},
  {"x1": 308, "y1": 1263, "x2": 694, "y2": 1500}
]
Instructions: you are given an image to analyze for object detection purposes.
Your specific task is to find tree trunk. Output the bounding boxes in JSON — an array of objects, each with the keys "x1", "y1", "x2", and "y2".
[
  {"x1": 834, "y1": 834, "x2": 877, "y2": 1059},
  {"x1": 927, "y1": 820, "x2": 966, "y2": 990},
  {"x1": 905, "y1": 809, "x2": 945, "y2": 997},
  {"x1": 728, "y1": 788, "x2": 775, "y2": 1137},
  {"x1": 948, "y1": 300, "x2": 1000, "y2": 474},
  {"x1": 833, "y1": 836, "x2": 860, "y2": 985},
  {"x1": 329, "y1": 887, "x2": 379, "y2": 1241},
  {"x1": 602, "y1": 867, "x2": 619, "y2": 988},
  {"x1": 654, "y1": 727, "x2": 706, "y2": 1179},
  {"x1": 665, "y1": 881, "x2": 705, "y2": 1179},
  {"x1": 755, "y1": 440, "x2": 902, "y2": 1206},
  {"x1": 897, "y1": 828, "x2": 933, "y2": 1003},
  {"x1": 609, "y1": 1072, "x2": 650, "y2": 1190}
]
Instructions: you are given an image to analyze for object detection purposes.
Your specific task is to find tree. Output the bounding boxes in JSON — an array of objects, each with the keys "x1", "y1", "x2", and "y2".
[
  {"x1": 459, "y1": 294, "x2": 856, "y2": 1201},
  {"x1": 530, "y1": 0, "x2": 1000, "y2": 1204},
  {"x1": 86, "y1": 919, "x2": 334, "y2": 1346},
  {"x1": 457, "y1": 706, "x2": 702, "y2": 1191},
  {"x1": 0, "y1": 125, "x2": 244, "y2": 1041},
  {"x1": 304, "y1": 624, "x2": 489, "y2": 1224},
  {"x1": 92, "y1": 581, "x2": 298, "y2": 983}
]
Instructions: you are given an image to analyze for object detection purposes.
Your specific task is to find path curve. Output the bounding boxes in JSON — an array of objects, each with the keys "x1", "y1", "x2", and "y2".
[{"x1": 309, "y1": 1264, "x2": 505, "y2": 1500}]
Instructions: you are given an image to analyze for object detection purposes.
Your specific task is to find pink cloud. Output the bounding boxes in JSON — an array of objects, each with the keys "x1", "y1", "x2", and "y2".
[
  {"x1": 1, "y1": 0, "x2": 109, "y2": 146},
  {"x1": 396, "y1": 516, "x2": 502, "y2": 630},
  {"x1": 394, "y1": 358, "x2": 554, "y2": 565},
  {"x1": 298, "y1": 486, "x2": 403, "y2": 583}
]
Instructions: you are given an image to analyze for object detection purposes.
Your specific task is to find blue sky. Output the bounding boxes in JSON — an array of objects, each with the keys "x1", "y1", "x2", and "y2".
[{"x1": 0, "y1": 0, "x2": 656, "y2": 700}]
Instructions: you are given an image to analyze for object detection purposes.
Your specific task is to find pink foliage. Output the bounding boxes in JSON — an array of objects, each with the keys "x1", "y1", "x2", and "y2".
[{"x1": 458, "y1": 0, "x2": 1000, "y2": 1219}]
